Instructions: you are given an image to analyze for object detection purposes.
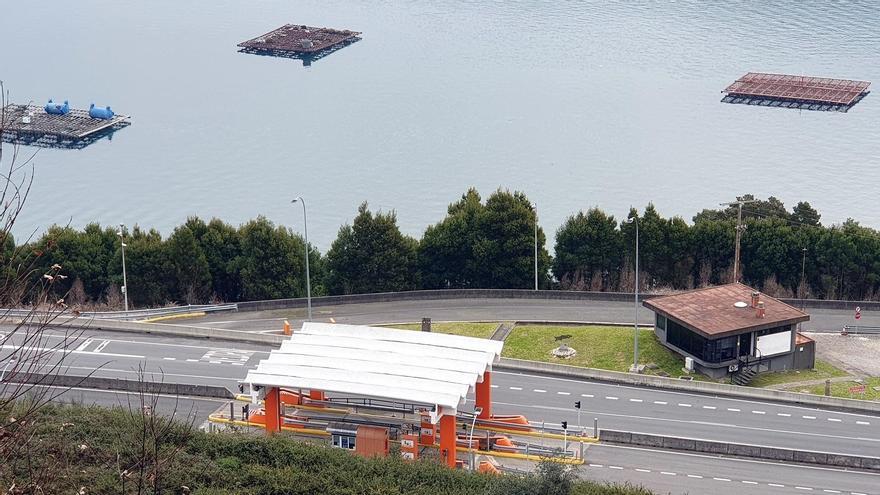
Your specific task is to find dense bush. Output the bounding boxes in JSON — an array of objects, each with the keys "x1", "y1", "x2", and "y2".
[{"x1": 0, "y1": 403, "x2": 655, "y2": 495}]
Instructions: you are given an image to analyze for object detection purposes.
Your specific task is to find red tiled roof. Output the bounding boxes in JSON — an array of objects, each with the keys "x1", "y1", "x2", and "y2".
[{"x1": 643, "y1": 283, "x2": 809, "y2": 338}]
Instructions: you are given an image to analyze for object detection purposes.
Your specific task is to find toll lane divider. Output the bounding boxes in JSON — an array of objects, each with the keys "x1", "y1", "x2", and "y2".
[
  {"x1": 495, "y1": 357, "x2": 880, "y2": 415},
  {"x1": 6, "y1": 372, "x2": 234, "y2": 399},
  {"x1": 601, "y1": 429, "x2": 880, "y2": 472}
]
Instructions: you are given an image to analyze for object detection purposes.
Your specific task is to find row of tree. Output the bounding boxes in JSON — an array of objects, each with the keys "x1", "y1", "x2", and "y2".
[{"x1": 19, "y1": 190, "x2": 880, "y2": 307}]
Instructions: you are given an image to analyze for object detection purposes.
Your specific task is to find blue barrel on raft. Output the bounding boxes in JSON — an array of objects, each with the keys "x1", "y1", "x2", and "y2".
[
  {"x1": 89, "y1": 103, "x2": 115, "y2": 120},
  {"x1": 44, "y1": 99, "x2": 70, "y2": 115}
]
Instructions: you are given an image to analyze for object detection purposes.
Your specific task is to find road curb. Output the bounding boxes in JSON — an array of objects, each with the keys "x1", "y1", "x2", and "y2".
[{"x1": 6, "y1": 372, "x2": 234, "y2": 399}]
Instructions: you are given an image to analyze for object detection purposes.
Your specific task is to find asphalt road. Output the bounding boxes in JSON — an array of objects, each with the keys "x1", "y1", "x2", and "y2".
[
  {"x1": 3, "y1": 319, "x2": 879, "y2": 494},
  {"x1": 185, "y1": 298, "x2": 875, "y2": 333},
  {"x1": 582, "y1": 444, "x2": 880, "y2": 495}
]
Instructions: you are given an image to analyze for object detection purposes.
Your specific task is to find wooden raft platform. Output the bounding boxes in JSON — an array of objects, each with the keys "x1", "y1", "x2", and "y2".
[
  {"x1": 722, "y1": 72, "x2": 871, "y2": 112},
  {"x1": 1, "y1": 104, "x2": 130, "y2": 149},
  {"x1": 238, "y1": 24, "x2": 361, "y2": 61}
]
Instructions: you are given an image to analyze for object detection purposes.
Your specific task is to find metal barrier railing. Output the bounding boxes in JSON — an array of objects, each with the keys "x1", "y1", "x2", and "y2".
[
  {"x1": 0, "y1": 303, "x2": 237, "y2": 321},
  {"x1": 842, "y1": 325, "x2": 880, "y2": 335}
]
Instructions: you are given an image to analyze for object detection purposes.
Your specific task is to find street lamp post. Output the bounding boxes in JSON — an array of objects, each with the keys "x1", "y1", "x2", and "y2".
[
  {"x1": 468, "y1": 407, "x2": 483, "y2": 471},
  {"x1": 625, "y1": 217, "x2": 639, "y2": 373},
  {"x1": 291, "y1": 197, "x2": 312, "y2": 321},
  {"x1": 533, "y1": 204, "x2": 538, "y2": 291},
  {"x1": 117, "y1": 224, "x2": 129, "y2": 312}
]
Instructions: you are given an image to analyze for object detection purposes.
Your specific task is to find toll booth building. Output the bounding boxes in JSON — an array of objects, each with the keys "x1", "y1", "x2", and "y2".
[{"x1": 643, "y1": 283, "x2": 813, "y2": 380}]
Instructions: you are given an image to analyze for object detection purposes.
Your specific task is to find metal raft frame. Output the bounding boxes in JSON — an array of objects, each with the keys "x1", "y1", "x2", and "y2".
[
  {"x1": 1, "y1": 104, "x2": 131, "y2": 149},
  {"x1": 722, "y1": 73, "x2": 871, "y2": 112},
  {"x1": 237, "y1": 24, "x2": 362, "y2": 65}
]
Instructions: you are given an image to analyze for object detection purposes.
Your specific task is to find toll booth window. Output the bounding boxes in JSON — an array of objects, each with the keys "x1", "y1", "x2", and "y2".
[{"x1": 332, "y1": 434, "x2": 356, "y2": 450}]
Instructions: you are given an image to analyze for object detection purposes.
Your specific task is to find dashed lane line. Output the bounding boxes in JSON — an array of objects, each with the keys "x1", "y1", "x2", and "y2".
[
  {"x1": 753, "y1": 410, "x2": 767, "y2": 415},
  {"x1": 713, "y1": 477, "x2": 731, "y2": 482},
  {"x1": 557, "y1": 391, "x2": 570, "y2": 395},
  {"x1": 635, "y1": 468, "x2": 651, "y2": 473},
  {"x1": 606, "y1": 396, "x2": 619, "y2": 400},
  {"x1": 687, "y1": 474, "x2": 702, "y2": 479},
  {"x1": 660, "y1": 471, "x2": 676, "y2": 476},
  {"x1": 856, "y1": 421, "x2": 870, "y2": 425},
  {"x1": 654, "y1": 401, "x2": 667, "y2": 405},
  {"x1": 778, "y1": 413, "x2": 792, "y2": 417},
  {"x1": 769, "y1": 483, "x2": 785, "y2": 488},
  {"x1": 533, "y1": 389, "x2": 546, "y2": 393},
  {"x1": 728, "y1": 408, "x2": 741, "y2": 412},
  {"x1": 608, "y1": 465, "x2": 623, "y2": 470},
  {"x1": 582, "y1": 394, "x2": 594, "y2": 398},
  {"x1": 163, "y1": 357, "x2": 176, "y2": 361},
  {"x1": 828, "y1": 418, "x2": 842, "y2": 422},
  {"x1": 795, "y1": 487, "x2": 813, "y2": 491},
  {"x1": 703, "y1": 405, "x2": 716, "y2": 410},
  {"x1": 509, "y1": 386, "x2": 522, "y2": 391},
  {"x1": 629, "y1": 398, "x2": 643, "y2": 402},
  {"x1": 742, "y1": 480, "x2": 758, "y2": 485},
  {"x1": 678, "y1": 403, "x2": 692, "y2": 407},
  {"x1": 804, "y1": 415, "x2": 817, "y2": 420}
]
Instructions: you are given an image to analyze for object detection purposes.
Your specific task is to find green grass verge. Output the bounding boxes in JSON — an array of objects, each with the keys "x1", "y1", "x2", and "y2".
[
  {"x1": 1, "y1": 402, "x2": 655, "y2": 495},
  {"x1": 801, "y1": 377, "x2": 880, "y2": 400},
  {"x1": 503, "y1": 325, "x2": 698, "y2": 379},
  {"x1": 385, "y1": 321, "x2": 499, "y2": 339},
  {"x1": 747, "y1": 360, "x2": 850, "y2": 388}
]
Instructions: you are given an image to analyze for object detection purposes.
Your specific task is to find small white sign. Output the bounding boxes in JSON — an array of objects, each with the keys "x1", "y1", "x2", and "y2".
[
  {"x1": 401, "y1": 452, "x2": 414, "y2": 460},
  {"x1": 401, "y1": 439, "x2": 414, "y2": 448}
]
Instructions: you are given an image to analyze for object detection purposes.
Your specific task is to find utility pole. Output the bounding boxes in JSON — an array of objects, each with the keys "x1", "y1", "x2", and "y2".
[
  {"x1": 117, "y1": 224, "x2": 129, "y2": 312},
  {"x1": 720, "y1": 197, "x2": 757, "y2": 283},
  {"x1": 533, "y1": 203, "x2": 538, "y2": 291}
]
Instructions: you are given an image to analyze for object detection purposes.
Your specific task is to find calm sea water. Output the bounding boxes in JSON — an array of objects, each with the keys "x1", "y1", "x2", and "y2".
[{"x1": 2, "y1": 1, "x2": 878, "y2": 249}]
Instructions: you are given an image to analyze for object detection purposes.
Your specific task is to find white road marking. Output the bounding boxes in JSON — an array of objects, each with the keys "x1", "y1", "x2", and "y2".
[
  {"x1": 852, "y1": 492, "x2": 867, "y2": 495},
  {"x1": 702, "y1": 405, "x2": 716, "y2": 410},
  {"x1": 533, "y1": 389, "x2": 546, "y2": 393},
  {"x1": 581, "y1": 393, "x2": 593, "y2": 397},
  {"x1": 823, "y1": 490, "x2": 841, "y2": 494},
  {"x1": 654, "y1": 401, "x2": 667, "y2": 405},
  {"x1": 856, "y1": 421, "x2": 870, "y2": 425},
  {"x1": 660, "y1": 471, "x2": 676, "y2": 476},
  {"x1": 494, "y1": 369, "x2": 880, "y2": 420},
  {"x1": 714, "y1": 477, "x2": 731, "y2": 482},
  {"x1": 0, "y1": 343, "x2": 143, "y2": 359},
  {"x1": 752, "y1": 410, "x2": 766, "y2": 415},
  {"x1": 186, "y1": 359, "x2": 199, "y2": 362},
  {"x1": 678, "y1": 403, "x2": 692, "y2": 407},
  {"x1": 589, "y1": 464, "x2": 603, "y2": 468},
  {"x1": 742, "y1": 480, "x2": 758, "y2": 484},
  {"x1": 803, "y1": 415, "x2": 816, "y2": 420},
  {"x1": 606, "y1": 396, "x2": 619, "y2": 400},
  {"x1": 778, "y1": 413, "x2": 791, "y2": 417},
  {"x1": 728, "y1": 408, "x2": 741, "y2": 412},
  {"x1": 827, "y1": 418, "x2": 842, "y2": 422},
  {"x1": 608, "y1": 465, "x2": 623, "y2": 470},
  {"x1": 557, "y1": 391, "x2": 570, "y2": 395},
  {"x1": 163, "y1": 357, "x2": 176, "y2": 361},
  {"x1": 629, "y1": 398, "x2": 643, "y2": 402},
  {"x1": 75, "y1": 338, "x2": 94, "y2": 352},
  {"x1": 687, "y1": 474, "x2": 703, "y2": 479},
  {"x1": 795, "y1": 487, "x2": 813, "y2": 491},
  {"x1": 635, "y1": 468, "x2": 651, "y2": 473},
  {"x1": 490, "y1": 385, "x2": 498, "y2": 388},
  {"x1": 491, "y1": 400, "x2": 880, "y2": 445},
  {"x1": 209, "y1": 361, "x2": 222, "y2": 364},
  {"x1": 768, "y1": 483, "x2": 785, "y2": 487},
  {"x1": 230, "y1": 362, "x2": 244, "y2": 366},
  {"x1": 94, "y1": 340, "x2": 111, "y2": 353}
]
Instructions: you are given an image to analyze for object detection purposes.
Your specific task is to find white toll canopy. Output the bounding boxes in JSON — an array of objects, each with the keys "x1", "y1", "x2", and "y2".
[{"x1": 243, "y1": 322, "x2": 504, "y2": 423}]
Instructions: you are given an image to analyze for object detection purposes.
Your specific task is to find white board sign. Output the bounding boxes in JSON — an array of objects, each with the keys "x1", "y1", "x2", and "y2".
[{"x1": 756, "y1": 330, "x2": 792, "y2": 357}]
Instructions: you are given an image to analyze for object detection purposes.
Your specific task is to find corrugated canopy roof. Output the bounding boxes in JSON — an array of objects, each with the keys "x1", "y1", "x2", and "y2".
[
  {"x1": 244, "y1": 322, "x2": 503, "y2": 423},
  {"x1": 643, "y1": 283, "x2": 809, "y2": 338}
]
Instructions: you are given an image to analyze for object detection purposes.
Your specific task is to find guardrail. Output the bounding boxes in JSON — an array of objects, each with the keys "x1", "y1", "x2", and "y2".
[
  {"x1": 0, "y1": 303, "x2": 236, "y2": 321},
  {"x1": 842, "y1": 325, "x2": 880, "y2": 335}
]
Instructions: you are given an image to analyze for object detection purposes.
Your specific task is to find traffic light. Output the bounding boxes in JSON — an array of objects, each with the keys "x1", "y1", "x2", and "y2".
[
  {"x1": 575, "y1": 401, "x2": 581, "y2": 409},
  {"x1": 561, "y1": 421, "x2": 568, "y2": 430}
]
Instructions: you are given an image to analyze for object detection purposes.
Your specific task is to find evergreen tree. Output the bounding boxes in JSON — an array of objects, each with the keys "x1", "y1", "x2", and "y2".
[
  {"x1": 325, "y1": 203, "x2": 418, "y2": 295},
  {"x1": 552, "y1": 207, "x2": 621, "y2": 290}
]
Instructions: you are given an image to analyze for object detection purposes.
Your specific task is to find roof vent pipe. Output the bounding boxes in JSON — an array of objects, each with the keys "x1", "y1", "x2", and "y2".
[
  {"x1": 756, "y1": 301, "x2": 765, "y2": 318},
  {"x1": 751, "y1": 291, "x2": 760, "y2": 308}
]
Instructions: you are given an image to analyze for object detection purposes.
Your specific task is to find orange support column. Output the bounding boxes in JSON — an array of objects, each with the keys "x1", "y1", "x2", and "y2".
[
  {"x1": 264, "y1": 387, "x2": 282, "y2": 435},
  {"x1": 438, "y1": 414, "x2": 458, "y2": 468},
  {"x1": 309, "y1": 390, "x2": 326, "y2": 402},
  {"x1": 474, "y1": 370, "x2": 492, "y2": 419}
]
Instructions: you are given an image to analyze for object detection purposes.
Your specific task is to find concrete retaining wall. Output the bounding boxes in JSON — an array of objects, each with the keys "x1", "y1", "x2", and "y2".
[
  {"x1": 7, "y1": 372, "x2": 234, "y2": 399},
  {"x1": 235, "y1": 289, "x2": 877, "y2": 313},
  {"x1": 496, "y1": 358, "x2": 880, "y2": 414},
  {"x1": 48, "y1": 316, "x2": 285, "y2": 345},
  {"x1": 600, "y1": 429, "x2": 880, "y2": 471}
]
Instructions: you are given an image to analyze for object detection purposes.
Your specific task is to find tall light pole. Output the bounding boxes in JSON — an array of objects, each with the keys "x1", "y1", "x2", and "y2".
[
  {"x1": 800, "y1": 247, "x2": 807, "y2": 329},
  {"x1": 625, "y1": 217, "x2": 639, "y2": 373},
  {"x1": 291, "y1": 197, "x2": 312, "y2": 321},
  {"x1": 533, "y1": 203, "x2": 538, "y2": 291},
  {"x1": 117, "y1": 224, "x2": 129, "y2": 312}
]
